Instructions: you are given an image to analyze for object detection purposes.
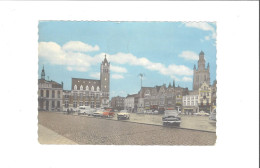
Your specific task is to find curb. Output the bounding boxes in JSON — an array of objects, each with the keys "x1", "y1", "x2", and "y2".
[{"x1": 51, "y1": 112, "x2": 216, "y2": 133}]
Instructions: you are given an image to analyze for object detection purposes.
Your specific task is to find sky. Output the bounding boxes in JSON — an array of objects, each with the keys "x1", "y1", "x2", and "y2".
[{"x1": 38, "y1": 21, "x2": 216, "y2": 98}]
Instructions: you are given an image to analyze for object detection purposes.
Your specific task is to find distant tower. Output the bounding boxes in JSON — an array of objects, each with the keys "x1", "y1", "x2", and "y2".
[
  {"x1": 100, "y1": 54, "x2": 110, "y2": 107},
  {"x1": 193, "y1": 51, "x2": 210, "y2": 90},
  {"x1": 41, "y1": 65, "x2": 45, "y2": 80}
]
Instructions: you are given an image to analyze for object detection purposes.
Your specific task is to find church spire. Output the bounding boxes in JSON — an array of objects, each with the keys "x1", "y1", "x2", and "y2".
[
  {"x1": 41, "y1": 65, "x2": 45, "y2": 80},
  {"x1": 103, "y1": 54, "x2": 108, "y2": 64}
]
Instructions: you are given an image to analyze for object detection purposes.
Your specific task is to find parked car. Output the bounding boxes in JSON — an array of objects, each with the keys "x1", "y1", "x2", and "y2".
[
  {"x1": 102, "y1": 109, "x2": 115, "y2": 118},
  {"x1": 78, "y1": 106, "x2": 91, "y2": 115},
  {"x1": 162, "y1": 110, "x2": 181, "y2": 126},
  {"x1": 117, "y1": 110, "x2": 130, "y2": 120},
  {"x1": 93, "y1": 110, "x2": 104, "y2": 117},
  {"x1": 86, "y1": 109, "x2": 97, "y2": 116},
  {"x1": 209, "y1": 108, "x2": 216, "y2": 121},
  {"x1": 194, "y1": 111, "x2": 210, "y2": 116}
]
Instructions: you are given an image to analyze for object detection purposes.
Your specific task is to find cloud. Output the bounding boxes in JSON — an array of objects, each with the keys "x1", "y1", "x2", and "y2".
[
  {"x1": 182, "y1": 77, "x2": 192, "y2": 82},
  {"x1": 89, "y1": 72, "x2": 100, "y2": 79},
  {"x1": 62, "y1": 41, "x2": 99, "y2": 52},
  {"x1": 106, "y1": 53, "x2": 193, "y2": 76},
  {"x1": 39, "y1": 41, "x2": 102, "y2": 72},
  {"x1": 184, "y1": 22, "x2": 216, "y2": 40},
  {"x1": 110, "y1": 65, "x2": 127, "y2": 73},
  {"x1": 39, "y1": 41, "x2": 193, "y2": 81},
  {"x1": 178, "y1": 51, "x2": 199, "y2": 61},
  {"x1": 112, "y1": 74, "x2": 124, "y2": 79}
]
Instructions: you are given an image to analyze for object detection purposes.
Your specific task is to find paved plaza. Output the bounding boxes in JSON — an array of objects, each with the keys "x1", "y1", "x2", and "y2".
[{"x1": 38, "y1": 112, "x2": 216, "y2": 145}]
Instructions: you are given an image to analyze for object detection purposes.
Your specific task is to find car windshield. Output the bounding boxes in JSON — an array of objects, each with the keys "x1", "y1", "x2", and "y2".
[
  {"x1": 120, "y1": 110, "x2": 128, "y2": 113},
  {"x1": 165, "y1": 110, "x2": 178, "y2": 117}
]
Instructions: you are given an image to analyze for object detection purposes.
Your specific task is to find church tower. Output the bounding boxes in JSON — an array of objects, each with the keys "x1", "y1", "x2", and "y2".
[
  {"x1": 41, "y1": 65, "x2": 45, "y2": 80},
  {"x1": 100, "y1": 54, "x2": 110, "y2": 107},
  {"x1": 193, "y1": 51, "x2": 210, "y2": 90}
]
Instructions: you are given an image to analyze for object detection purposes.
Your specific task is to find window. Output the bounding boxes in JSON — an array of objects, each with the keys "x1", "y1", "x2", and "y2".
[
  {"x1": 86, "y1": 85, "x2": 89, "y2": 91},
  {"x1": 96, "y1": 101, "x2": 100, "y2": 108},
  {"x1": 46, "y1": 90, "x2": 49, "y2": 98},
  {"x1": 52, "y1": 101, "x2": 55, "y2": 108},
  {"x1": 207, "y1": 92, "x2": 209, "y2": 96},
  {"x1": 58, "y1": 91, "x2": 60, "y2": 98},
  {"x1": 73, "y1": 93, "x2": 77, "y2": 99},
  {"x1": 91, "y1": 101, "x2": 94, "y2": 108},
  {"x1": 65, "y1": 101, "x2": 69, "y2": 108},
  {"x1": 90, "y1": 93, "x2": 94, "y2": 98},
  {"x1": 57, "y1": 101, "x2": 60, "y2": 108},
  {"x1": 73, "y1": 101, "x2": 77, "y2": 108},
  {"x1": 80, "y1": 93, "x2": 83, "y2": 100},
  {"x1": 79, "y1": 102, "x2": 83, "y2": 106},
  {"x1": 85, "y1": 101, "x2": 89, "y2": 106},
  {"x1": 97, "y1": 86, "x2": 100, "y2": 91},
  {"x1": 52, "y1": 90, "x2": 55, "y2": 98},
  {"x1": 80, "y1": 85, "x2": 83, "y2": 90},
  {"x1": 74, "y1": 85, "x2": 77, "y2": 90},
  {"x1": 40, "y1": 90, "x2": 43, "y2": 97},
  {"x1": 96, "y1": 93, "x2": 99, "y2": 99},
  {"x1": 91, "y1": 86, "x2": 94, "y2": 91}
]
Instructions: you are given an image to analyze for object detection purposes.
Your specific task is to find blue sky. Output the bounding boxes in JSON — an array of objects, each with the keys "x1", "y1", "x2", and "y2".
[{"x1": 38, "y1": 21, "x2": 216, "y2": 98}]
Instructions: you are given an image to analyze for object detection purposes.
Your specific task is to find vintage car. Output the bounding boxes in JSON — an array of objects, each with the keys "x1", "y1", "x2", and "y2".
[
  {"x1": 102, "y1": 108, "x2": 115, "y2": 118},
  {"x1": 209, "y1": 108, "x2": 216, "y2": 121},
  {"x1": 162, "y1": 109, "x2": 181, "y2": 126},
  {"x1": 93, "y1": 110, "x2": 104, "y2": 117},
  {"x1": 117, "y1": 110, "x2": 130, "y2": 120},
  {"x1": 78, "y1": 106, "x2": 91, "y2": 115},
  {"x1": 194, "y1": 111, "x2": 210, "y2": 116},
  {"x1": 86, "y1": 109, "x2": 97, "y2": 116}
]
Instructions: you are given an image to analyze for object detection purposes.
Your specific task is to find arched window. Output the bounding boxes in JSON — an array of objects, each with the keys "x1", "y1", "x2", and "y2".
[
  {"x1": 86, "y1": 85, "x2": 89, "y2": 91},
  {"x1": 91, "y1": 86, "x2": 94, "y2": 91},
  {"x1": 74, "y1": 85, "x2": 77, "y2": 90},
  {"x1": 97, "y1": 86, "x2": 100, "y2": 91},
  {"x1": 80, "y1": 85, "x2": 83, "y2": 90}
]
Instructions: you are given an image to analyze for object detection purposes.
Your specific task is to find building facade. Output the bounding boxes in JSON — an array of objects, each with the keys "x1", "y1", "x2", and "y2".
[
  {"x1": 70, "y1": 55, "x2": 110, "y2": 109},
  {"x1": 182, "y1": 90, "x2": 199, "y2": 114},
  {"x1": 124, "y1": 94, "x2": 138, "y2": 112},
  {"x1": 193, "y1": 51, "x2": 210, "y2": 91},
  {"x1": 111, "y1": 96, "x2": 125, "y2": 111},
  {"x1": 142, "y1": 81, "x2": 188, "y2": 113},
  {"x1": 38, "y1": 66, "x2": 63, "y2": 111},
  {"x1": 198, "y1": 82, "x2": 212, "y2": 112}
]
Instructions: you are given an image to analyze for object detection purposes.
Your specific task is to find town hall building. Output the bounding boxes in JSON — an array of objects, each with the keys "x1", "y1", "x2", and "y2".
[{"x1": 70, "y1": 55, "x2": 110, "y2": 109}]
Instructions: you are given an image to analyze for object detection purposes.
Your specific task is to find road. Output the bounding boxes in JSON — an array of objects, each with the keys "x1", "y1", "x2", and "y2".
[{"x1": 38, "y1": 112, "x2": 216, "y2": 145}]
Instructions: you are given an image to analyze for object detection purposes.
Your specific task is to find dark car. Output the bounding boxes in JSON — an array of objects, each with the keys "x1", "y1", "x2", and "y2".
[{"x1": 162, "y1": 109, "x2": 181, "y2": 126}]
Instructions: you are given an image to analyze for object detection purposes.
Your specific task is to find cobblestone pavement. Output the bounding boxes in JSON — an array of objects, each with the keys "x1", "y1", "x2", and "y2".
[
  {"x1": 110, "y1": 113, "x2": 216, "y2": 132},
  {"x1": 38, "y1": 124, "x2": 77, "y2": 144},
  {"x1": 38, "y1": 112, "x2": 216, "y2": 145}
]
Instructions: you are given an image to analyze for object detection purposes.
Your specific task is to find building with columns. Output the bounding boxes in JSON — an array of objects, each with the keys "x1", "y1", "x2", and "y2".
[{"x1": 193, "y1": 51, "x2": 210, "y2": 91}]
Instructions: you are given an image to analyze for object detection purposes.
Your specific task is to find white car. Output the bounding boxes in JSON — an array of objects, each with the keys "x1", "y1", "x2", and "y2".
[
  {"x1": 117, "y1": 110, "x2": 130, "y2": 120},
  {"x1": 194, "y1": 111, "x2": 210, "y2": 116},
  {"x1": 78, "y1": 106, "x2": 91, "y2": 115}
]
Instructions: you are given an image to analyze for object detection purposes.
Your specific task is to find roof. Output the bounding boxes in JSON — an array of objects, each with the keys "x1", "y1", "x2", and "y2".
[
  {"x1": 71, "y1": 78, "x2": 100, "y2": 90},
  {"x1": 38, "y1": 79, "x2": 63, "y2": 88}
]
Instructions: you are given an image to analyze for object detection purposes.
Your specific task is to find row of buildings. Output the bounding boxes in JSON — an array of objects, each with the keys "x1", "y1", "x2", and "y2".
[
  {"x1": 38, "y1": 55, "x2": 110, "y2": 111},
  {"x1": 111, "y1": 51, "x2": 216, "y2": 114},
  {"x1": 38, "y1": 51, "x2": 216, "y2": 114}
]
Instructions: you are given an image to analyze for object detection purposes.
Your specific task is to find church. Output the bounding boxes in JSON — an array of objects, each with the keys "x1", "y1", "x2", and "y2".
[
  {"x1": 193, "y1": 51, "x2": 210, "y2": 90},
  {"x1": 70, "y1": 55, "x2": 110, "y2": 109}
]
